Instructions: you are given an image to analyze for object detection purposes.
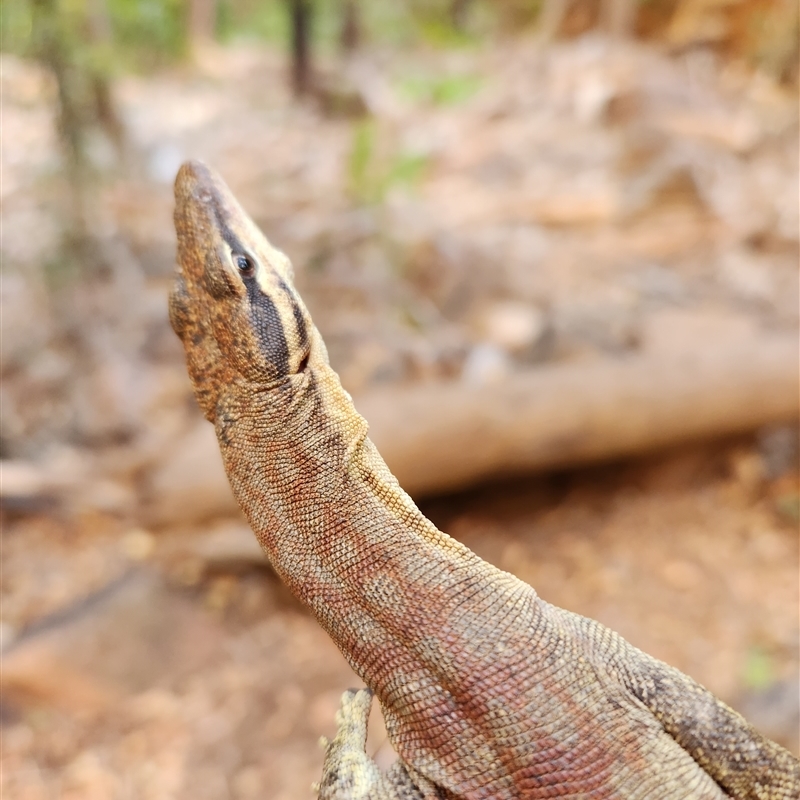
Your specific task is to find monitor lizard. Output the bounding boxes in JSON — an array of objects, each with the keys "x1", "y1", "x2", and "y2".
[{"x1": 169, "y1": 159, "x2": 799, "y2": 800}]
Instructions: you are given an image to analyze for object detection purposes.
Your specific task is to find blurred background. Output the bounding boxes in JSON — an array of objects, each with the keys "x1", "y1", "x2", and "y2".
[{"x1": 1, "y1": 1, "x2": 799, "y2": 797}]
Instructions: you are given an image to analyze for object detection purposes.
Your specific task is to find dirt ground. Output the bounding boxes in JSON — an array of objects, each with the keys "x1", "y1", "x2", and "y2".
[{"x1": 1, "y1": 32, "x2": 798, "y2": 800}]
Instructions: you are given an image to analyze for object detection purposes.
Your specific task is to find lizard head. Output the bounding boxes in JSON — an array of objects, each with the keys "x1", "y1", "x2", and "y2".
[{"x1": 169, "y1": 160, "x2": 317, "y2": 421}]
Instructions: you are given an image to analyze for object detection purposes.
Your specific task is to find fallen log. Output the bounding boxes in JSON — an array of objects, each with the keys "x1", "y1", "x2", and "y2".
[
  {"x1": 357, "y1": 333, "x2": 799, "y2": 496},
  {"x1": 145, "y1": 329, "x2": 798, "y2": 523}
]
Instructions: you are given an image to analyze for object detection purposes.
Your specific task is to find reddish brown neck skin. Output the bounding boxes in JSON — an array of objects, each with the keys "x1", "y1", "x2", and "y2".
[
  {"x1": 214, "y1": 369, "x2": 493, "y2": 661},
  {"x1": 212, "y1": 373, "x2": 559, "y2": 797}
]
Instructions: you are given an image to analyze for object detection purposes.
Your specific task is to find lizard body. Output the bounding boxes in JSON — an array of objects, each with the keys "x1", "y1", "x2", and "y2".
[{"x1": 169, "y1": 160, "x2": 799, "y2": 800}]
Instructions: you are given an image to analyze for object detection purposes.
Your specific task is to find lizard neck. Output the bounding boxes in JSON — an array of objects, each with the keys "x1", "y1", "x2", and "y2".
[
  {"x1": 216, "y1": 360, "x2": 519, "y2": 681},
  {"x1": 216, "y1": 354, "x2": 540, "y2": 798}
]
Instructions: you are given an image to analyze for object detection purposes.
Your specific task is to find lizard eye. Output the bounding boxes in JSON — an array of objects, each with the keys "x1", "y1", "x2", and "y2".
[{"x1": 234, "y1": 253, "x2": 255, "y2": 277}]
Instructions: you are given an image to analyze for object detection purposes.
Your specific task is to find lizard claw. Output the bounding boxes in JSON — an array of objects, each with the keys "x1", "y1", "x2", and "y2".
[
  {"x1": 318, "y1": 688, "x2": 379, "y2": 799},
  {"x1": 318, "y1": 688, "x2": 429, "y2": 799},
  {"x1": 334, "y1": 688, "x2": 374, "y2": 743}
]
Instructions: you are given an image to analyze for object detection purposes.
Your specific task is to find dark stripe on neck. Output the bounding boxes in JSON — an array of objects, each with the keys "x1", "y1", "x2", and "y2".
[{"x1": 244, "y1": 278, "x2": 290, "y2": 379}]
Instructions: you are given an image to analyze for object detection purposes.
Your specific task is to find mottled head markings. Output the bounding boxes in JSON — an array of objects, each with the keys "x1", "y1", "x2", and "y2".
[{"x1": 172, "y1": 160, "x2": 313, "y2": 384}]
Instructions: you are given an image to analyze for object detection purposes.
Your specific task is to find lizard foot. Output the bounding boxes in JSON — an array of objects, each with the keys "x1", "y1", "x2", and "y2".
[{"x1": 317, "y1": 689, "x2": 428, "y2": 800}]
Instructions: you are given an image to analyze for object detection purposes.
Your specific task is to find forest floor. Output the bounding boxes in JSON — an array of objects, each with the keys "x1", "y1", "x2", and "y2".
[{"x1": 1, "y1": 34, "x2": 798, "y2": 799}]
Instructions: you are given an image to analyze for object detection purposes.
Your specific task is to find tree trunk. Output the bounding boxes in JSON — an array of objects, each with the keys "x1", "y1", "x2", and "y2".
[
  {"x1": 340, "y1": 0, "x2": 360, "y2": 53},
  {"x1": 31, "y1": 0, "x2": 90, "y2": 240},
  {"x1": 450, "y1": 0, "x2": 472, "y2": 31},
  {"x1": 288, "y1": 0, "x2": 313, "y2": 97}
]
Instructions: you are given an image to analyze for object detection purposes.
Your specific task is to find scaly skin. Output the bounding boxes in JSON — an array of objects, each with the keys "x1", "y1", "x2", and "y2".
[{"x1": 169, "y1": 160, "x2": 800, "y2": 800}]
